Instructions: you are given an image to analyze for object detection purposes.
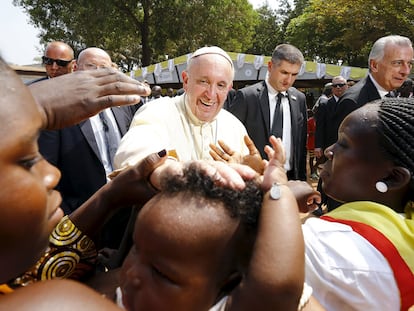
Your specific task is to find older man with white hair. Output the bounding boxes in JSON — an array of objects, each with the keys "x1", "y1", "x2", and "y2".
[{"x1": 114, "y1": 46, "x2": 250, "y2": 172}]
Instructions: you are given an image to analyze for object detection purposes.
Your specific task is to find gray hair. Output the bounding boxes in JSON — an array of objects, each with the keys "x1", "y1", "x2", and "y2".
[
  {"x1": 271, "y1": 44, "x2": 304, "y2": 67},
  {"x1": 368, "y1": 35, "x2": 412, "y2": 69}
]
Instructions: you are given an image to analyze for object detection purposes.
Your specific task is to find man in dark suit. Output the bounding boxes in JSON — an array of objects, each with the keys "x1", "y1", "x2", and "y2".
[
  {"x1": 228, "y1": 44, "x2": 307, "y2": 181},
  {"x1": 314, "y1": 76, "x2": 348, "y2": 163},
  {"x1": 28, "y1": 41, "x2": 75, "y2": 84},
  {"x1": 38, "y1": 47, "x2": 136, "y2": 248},
  {"x1": 314, "y1": 76, "x2": 348, "y2": 211},
  {"x1": 333, "y1": 35, "x2": 413, "y2": 138},
  {"x1": 313, "y1": 35, "x2": 413, "y2": 215}
]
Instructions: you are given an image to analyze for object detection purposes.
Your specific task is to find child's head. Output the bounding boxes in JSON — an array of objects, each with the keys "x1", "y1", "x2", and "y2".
[
  {"x1": 0, "y1": 60, "x2": 63, "y2": 282},
  {"x1": 120, "y1": 164, "x2": 263, "y2": 311}
]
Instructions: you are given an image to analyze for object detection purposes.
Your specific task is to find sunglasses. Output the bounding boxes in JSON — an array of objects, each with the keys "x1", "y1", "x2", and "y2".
[
  {"x1": 42, "y1": 56, "x2": 73, "y2": 67},
  {"x1": 332, "y1": 83, "x2": 346, "y2": 88}
]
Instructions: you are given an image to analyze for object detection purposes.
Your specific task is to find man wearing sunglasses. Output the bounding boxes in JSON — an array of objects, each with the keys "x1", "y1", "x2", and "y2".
[
  {"x1": 28, "y1": 41, "x2": 75, "y2": 84},
  {"x1": 314, "y1": 75, "x2": 348, "y2": 212},
  {"x1": 43, "y1": 41, "x2": 75, "y2": 78},
  {"x1": 314, "y1": 76, "x2": 348, "y2": 162},
  {"x1": 38, "y1": 47, "x2": 137, "y2": 251}
]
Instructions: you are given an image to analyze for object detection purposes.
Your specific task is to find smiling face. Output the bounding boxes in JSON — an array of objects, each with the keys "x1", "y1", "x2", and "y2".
[
  {"x1": 0, "y1": 63, "x2": 63, "y2": 282},
  {"x1": 320, "y1": 104, "x2": 393, "y2": 203},
  {"x1": 267, "y1": 60, "x2": 301, "y2": 92},
  {"x1": 182, "y1": 53, "x2": 233, "y2": 122},
  {"x1": 370, "y1": 42, "x2": 414, "y2": 91},
  {"x1": 119, "y1": 193, "x2": 240, "y2": 311}
]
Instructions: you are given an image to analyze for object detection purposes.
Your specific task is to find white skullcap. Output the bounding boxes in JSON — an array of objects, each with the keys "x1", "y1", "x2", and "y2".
[{"x1": 190, "y1": 46, "x2": 233, "y2": 68}]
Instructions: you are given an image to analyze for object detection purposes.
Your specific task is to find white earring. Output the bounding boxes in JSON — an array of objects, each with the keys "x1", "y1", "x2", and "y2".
[
  {"x1": 326, "y1": 150, "x2": 334, "y2": 159},
  {"x1": 375, "y1": 181, "x2": 388, "y2": 193}
]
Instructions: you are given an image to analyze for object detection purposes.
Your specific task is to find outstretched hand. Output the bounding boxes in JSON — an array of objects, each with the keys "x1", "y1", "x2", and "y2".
[
  {"x1": 29, "y1": 68, "x2": 151, "y2": 130},
  {"x1": 104, "y1": 150, "x2": 168, "y2": 208},
  {"x1": 262, "y1": 135, "x2": 288, "y2": 191},
  {"x1": 209, "y1": 135, "x2": 265, "y2": 174},
  {"x1": 262, "y1": 135, "x2": 321, "y2": 212},
  {"x1": 69, "y1": 150, "x2": 168, "y2": 238}
]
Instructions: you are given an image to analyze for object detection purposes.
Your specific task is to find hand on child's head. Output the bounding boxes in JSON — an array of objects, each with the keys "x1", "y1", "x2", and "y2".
[{"x1": 192, "y1": 160, "x2": 257, "y2": 191}]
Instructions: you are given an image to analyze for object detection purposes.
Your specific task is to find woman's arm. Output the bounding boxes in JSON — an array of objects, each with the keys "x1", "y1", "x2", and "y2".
[
  {"x1": 228, "y1": 136, "x2": 304, "y2": 311},
  {"x1": 69, "y1": 150, "x2": 166, "y2": 238}
]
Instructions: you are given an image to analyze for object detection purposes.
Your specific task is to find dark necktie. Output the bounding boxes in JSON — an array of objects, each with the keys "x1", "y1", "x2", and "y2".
[
  {"x1": 99, "y1": 111, "x2": 120, "y2": 169},
  {"x1": 271, "y1": 93, "x2": 284, "y2": 138}
]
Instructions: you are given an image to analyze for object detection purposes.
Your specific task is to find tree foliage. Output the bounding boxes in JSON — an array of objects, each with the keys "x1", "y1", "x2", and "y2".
[
  {"x1": 13, "y1": 0, "x2": 414, "y2": 69},
  {"x1": 246, "y1": 4, "x2": 284, "y2": 55},
  {"x1": 14, "y1": 0, "x2": 258, "y2": 69},
  {"x1": 285, "y1": 0, "x2": 414, "y2": 66}
]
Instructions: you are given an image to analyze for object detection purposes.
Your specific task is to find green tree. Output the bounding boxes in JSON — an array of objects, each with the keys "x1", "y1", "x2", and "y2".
[
  {"x1": 285, "y1": 0, "x2": 414, "y2": 67},
  {"x1": 247, "y1": 4, "x2": 284, "y2": 55},
  {"x1": 14, "y1": 0, "x2": 257, "y2": 69}
]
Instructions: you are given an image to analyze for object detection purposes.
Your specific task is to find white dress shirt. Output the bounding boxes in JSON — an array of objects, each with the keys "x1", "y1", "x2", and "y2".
[
  {"x1": 89, "y1": 108, "x2": 121, "y2": 179},
  {"x1": 266, "y1": 80, "x2": 293, "y2": 171}
]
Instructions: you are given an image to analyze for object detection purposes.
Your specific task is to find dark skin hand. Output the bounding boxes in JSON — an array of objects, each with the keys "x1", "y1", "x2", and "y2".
[
  {"x1": 210, "y1": 135, "x2": 265, "y2": 174},
  {"x1": 286, "y1": 180, "x2": 321, "y2": 214},
  {"x1": 29, "y1": 68, "x2": 151, "y2": 130},
  {"x1": 211, "y1": 134, "x2": 321, "y2": 213},
  {"x1": 263, "y1": 136, "x2": 321, "y2": 213},
  {"x1": 69, "y1": 150, "x2": 167, "y2": 239}
]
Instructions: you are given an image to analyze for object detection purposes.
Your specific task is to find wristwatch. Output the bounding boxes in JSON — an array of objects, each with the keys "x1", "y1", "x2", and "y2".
[{"x1": 269, "y1": 182, "x2": 281, "y2": 200}]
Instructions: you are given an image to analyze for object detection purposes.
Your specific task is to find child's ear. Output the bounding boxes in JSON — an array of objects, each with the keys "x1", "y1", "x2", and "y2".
[
  {"x1": 217, "y1": 271, "x2": 242, "y2": 299},
  {"x1": 386, "y1": 166, "x2": 411, "y2": 190}
]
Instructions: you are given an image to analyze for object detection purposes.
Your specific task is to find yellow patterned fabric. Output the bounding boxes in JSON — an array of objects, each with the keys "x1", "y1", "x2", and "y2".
[{"x1": 1, "y1": 216, "x2": 97, "y2": 293}]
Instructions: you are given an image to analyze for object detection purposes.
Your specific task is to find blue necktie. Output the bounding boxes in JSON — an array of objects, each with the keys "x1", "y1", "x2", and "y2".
[{"x1": 99, "y1": 111, "x2": 120, "y2": 169}]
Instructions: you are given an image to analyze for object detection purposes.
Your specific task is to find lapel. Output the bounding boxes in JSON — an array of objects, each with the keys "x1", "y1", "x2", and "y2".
[
  {"x1": 79, "y1": 119, "x2": 102, "y2": 161},
  {"x1": 328, "y1": 97, "x2": 338, "y2": 113},
  {"x1": 111, "y1": 106, "x2": 129, "y2": 135},
  {"x1": 365, "y1": 76, "x2": 382, "y2": 102},
  {"x1": 258, "y1": 82, "x2": 271, "y2": 136},
  {"x1": 79, "y1": 108, "x2": 129, "y2": 164},
  {"x1": 287, "y1": 88, "x2": 299, "y2": 142}
]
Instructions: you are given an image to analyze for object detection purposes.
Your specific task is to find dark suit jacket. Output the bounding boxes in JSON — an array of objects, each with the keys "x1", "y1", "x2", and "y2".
[
  {"x1": 39, "y1": 106, "x2": 136, "y2": 214},
  {"x1": 315, "y1": 96, "x2": 339, "y2": 151},
  {"x1": 228, "y1": 81, "x2": 307, "y2": 181},
  {"x1": 26, "y1": 76, "x2": 48, "y2": 85},
  {"x1": 333, "y1": 75, "x2": 381, "y2": 135},
  {"x1": 38, "y1": 106, "x2": 137, "y2": 248}
]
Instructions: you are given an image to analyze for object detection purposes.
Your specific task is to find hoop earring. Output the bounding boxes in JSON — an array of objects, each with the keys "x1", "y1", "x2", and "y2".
[{"x1": 375, "y1": 181, "x2": 388, "y2": 193}]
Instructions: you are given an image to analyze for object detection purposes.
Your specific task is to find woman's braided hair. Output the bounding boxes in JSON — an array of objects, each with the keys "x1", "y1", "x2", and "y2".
[{"x1": 377, "y1": 97, "x2": 414, "y2": 198}]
